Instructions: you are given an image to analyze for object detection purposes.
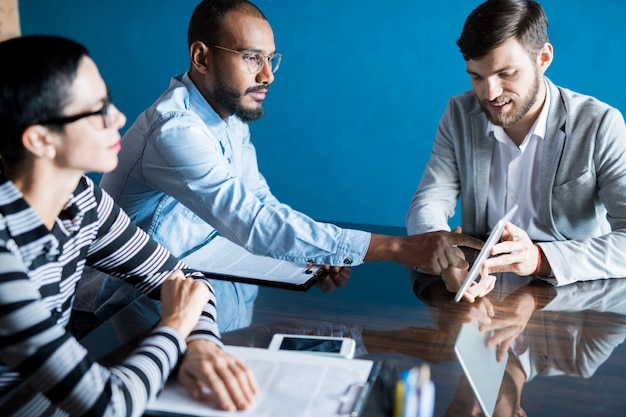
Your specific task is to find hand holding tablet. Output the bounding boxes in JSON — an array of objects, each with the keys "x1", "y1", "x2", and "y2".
[{"x1": 454, "y1": 205, "x2": 519, "y2": 302}]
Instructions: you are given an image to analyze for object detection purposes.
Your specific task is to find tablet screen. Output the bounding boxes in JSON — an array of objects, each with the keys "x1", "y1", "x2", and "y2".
[{"x1": 454, "y1": 205, "x2": 518, "y2": 302}]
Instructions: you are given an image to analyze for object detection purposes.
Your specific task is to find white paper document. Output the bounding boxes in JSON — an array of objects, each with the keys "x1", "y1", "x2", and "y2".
[
  {"x1": 146, "y1": 345, "x2": 379, "y2": 417},
  {"x1": 181, "y1": 236, "x2": 322, "y2": 290}
]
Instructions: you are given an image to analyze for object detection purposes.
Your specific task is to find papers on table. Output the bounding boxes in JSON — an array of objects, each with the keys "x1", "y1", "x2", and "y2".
[
  {"x1": 146, "y1": 345, "x2": 380, "y2": 417},
  {"x1": 182, "y1": 235, "x2": 322, "y2": 291}
]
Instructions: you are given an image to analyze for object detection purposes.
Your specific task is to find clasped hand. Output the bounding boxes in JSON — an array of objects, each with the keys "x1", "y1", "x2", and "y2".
[{"x1": 482, "y1": 222, "x2": 540, "y2": 276}]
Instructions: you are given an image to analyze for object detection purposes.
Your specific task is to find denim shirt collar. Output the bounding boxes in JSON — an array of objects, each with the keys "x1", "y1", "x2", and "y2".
[{"x1": 179, "y1": 72, "x2": 239, "y2": 133}]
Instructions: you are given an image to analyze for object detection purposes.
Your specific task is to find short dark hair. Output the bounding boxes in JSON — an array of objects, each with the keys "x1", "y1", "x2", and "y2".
[
  {"x1": 187, "y1": 0, "x2": 266, "y2": 47},
  {"x1": 0, "y1": 35, "x2": 88, "y2": 169},
  {"x1": 457, "y1": 0, "x2": 549, "y2": 61}
]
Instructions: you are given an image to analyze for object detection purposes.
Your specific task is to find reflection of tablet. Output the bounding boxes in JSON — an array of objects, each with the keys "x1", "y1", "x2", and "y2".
[
  {"x1": 454, "y1": 205, "x2": 518, "y2": 302},
  {"x1": 454, "y1": 320, "x2": 508, "y2": 417}
]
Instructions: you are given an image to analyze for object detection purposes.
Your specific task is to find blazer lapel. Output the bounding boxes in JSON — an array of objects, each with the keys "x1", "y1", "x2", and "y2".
[
  {"x1": 470, "y1": 112, "x2": 494, "y2": 235},
  {"x1": 540, "y1": 78, "x2": 567, "y2": 239}
]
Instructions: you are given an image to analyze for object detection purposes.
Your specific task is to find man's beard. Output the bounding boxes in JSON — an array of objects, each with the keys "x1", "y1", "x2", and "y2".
[
  {"x1": 481, "y1": 68, "x2": 541, "y2": 127},
  {"x1": 213, "y1": 71, "x2": 265, "y2": 122}
]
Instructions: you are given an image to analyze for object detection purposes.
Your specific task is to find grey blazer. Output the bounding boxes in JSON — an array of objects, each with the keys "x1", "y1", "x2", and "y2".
[{"x1": 407, "y1": 78, "x2": 626, "y2": 285}]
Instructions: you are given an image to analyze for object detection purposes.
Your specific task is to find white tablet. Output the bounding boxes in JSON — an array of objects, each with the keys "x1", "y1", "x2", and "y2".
[{"x1": 454, "y1": 205, "x2": 518, "y2": 302}]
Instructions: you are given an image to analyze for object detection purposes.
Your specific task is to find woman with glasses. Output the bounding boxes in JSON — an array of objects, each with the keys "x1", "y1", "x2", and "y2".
[{"x1": 0, "y1": 35, "x2": 256, "y2": 416}]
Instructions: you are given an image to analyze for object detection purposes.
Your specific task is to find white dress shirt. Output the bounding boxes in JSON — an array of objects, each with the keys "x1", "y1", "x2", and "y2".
[{"x1": 487, "y1": 81, "x2": 554, "y2": 241}]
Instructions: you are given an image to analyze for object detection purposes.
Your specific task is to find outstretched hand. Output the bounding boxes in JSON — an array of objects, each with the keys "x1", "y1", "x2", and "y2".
[
  {"x1": 367, "y1": 228, "x2": 483, "y2": 275},
  {"x1": 418, "y1": 229, "x2": 485, "y2": 274}
]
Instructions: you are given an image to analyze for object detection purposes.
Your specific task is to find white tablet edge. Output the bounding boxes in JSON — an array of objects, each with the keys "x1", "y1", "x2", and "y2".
[{"x1": 454, "y1": 204, "x2": 518, "y2": 302}]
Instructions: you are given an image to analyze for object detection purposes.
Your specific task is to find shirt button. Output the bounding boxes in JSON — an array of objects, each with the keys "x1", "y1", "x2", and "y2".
[
  {"x1": 511, "y1": 195, "x2": 518, "y2": 202},
  {"x1": 343, "y1": 258, "x2": 353, "y2": 265}
]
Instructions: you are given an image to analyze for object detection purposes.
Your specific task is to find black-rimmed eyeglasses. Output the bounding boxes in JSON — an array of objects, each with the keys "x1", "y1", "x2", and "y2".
[
  {"x1": 36, "y1": 99, "x2": 113, "y2": 129},
  {"x1": 211, "y1": 44, "x2": 282, "y2": 74}
]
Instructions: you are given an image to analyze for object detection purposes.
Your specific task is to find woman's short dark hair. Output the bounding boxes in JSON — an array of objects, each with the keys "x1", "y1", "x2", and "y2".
[
  {"x1": 457, "y1": 0, "x2": 549, "y2": 61},
  {"x1": 187, "y1": 0, "x2": 266, "y2": 48},
  {"x1": 0, "y1": 35, "x2": 88, "y2": 169}
]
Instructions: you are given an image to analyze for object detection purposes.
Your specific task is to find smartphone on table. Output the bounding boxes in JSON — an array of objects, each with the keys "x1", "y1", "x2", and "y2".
[{"x1": 268, "y1": 333, "x2": 356, "y2": 359}]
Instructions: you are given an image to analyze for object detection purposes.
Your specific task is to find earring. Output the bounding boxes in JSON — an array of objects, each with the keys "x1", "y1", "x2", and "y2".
[{"x1": 46, "y1": 147, "x2": 56, "y2": 159}]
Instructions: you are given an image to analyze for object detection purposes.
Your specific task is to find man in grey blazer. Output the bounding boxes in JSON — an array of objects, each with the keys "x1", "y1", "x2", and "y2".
[{"x1": 406, "y1": 0, "x2": 626, "y2": 301}]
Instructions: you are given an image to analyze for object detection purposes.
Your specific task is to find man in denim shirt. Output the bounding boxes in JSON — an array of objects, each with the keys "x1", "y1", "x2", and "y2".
[{"x1": 76, "y1": 0, "x2": 482, "y2": 331}]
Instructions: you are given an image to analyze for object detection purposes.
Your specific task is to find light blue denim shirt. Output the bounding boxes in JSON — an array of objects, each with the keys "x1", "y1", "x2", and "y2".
[{"x1": 77, "y1": 73, "x2": 370, "y2": 331}]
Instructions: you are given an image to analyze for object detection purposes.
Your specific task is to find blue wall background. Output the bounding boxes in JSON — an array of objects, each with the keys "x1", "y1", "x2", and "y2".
[{"x1": 19, "y1": 1, "x2": 626, "y2": 228}]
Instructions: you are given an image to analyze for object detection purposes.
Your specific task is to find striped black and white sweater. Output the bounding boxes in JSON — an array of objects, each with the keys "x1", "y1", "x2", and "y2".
[{"x1": 0, "y1": 174, "x2": 221, "y2": 416}]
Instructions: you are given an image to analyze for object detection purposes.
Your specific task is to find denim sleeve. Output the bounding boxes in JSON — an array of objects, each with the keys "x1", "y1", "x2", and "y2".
[
  {"x1": 239, "y1": 129, "x2": 280, "y2": 207},
  {"x1": 142, "y1": 114, "x2": 370, "y2": 266}
]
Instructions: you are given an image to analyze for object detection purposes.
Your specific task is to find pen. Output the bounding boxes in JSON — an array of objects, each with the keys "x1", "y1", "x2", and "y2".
[
  {"x1": 417, "y1": 364, "x2": 435, "y2": 417},
  {"x1": 394, "y1": 378, "x2": 405, "y2": 417},
  {"x1": 403, "y1": 368, "x2": 419, "y2": 417},
  {"x1": 395, "y1": 365, "x2": 435, "y2": 417}
]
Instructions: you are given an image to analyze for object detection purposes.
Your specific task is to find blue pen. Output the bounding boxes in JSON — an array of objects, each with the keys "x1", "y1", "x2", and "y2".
[
  {"x1": 396, "y1": 365, "x2": 435, "y2": 417},
  {"x1": 402, "y1": 368, "x2": 419, "y2": 417}
]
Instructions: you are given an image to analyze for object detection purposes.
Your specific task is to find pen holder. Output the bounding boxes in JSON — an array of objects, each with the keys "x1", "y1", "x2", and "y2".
[{"x1": 394, "y1": 365, "x2": 435, "y2": 417}]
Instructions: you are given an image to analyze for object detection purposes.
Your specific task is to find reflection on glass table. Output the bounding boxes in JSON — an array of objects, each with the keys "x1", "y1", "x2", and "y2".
[
  {"x1": 78, "y1": 257, "x2": 626, "y2": 417},
  {"x1": 405, "y1": 271, "x2": 626, "y2": 417}
]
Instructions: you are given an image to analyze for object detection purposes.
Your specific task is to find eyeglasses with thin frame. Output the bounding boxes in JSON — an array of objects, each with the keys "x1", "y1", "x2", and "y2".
[
  {"x1": 36, "y1": 99, "x2": 113, "y2": 129},
  {"x1": 211, "y1": 44, "x2": 282, "y2": 74}
]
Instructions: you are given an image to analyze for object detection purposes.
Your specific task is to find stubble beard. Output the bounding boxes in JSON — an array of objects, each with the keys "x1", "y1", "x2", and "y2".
[
  {"x1": 481, "y1": 68, "x2": 541, "y2": 128},
  {"x1": 213, "y1": 68, "x2": 264, "y2": 123}
]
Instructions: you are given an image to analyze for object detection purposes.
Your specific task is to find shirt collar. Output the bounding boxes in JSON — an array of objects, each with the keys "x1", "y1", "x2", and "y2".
[{"x1": 180, "y1": 72, "x2": 240, "y2": 130}]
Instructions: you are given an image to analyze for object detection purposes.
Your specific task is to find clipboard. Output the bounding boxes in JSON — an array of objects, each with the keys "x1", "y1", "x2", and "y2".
[
  {"x1": 145, "y1": 346, "x2": 381, "y2": 417},
  {"x1": 181, "y1": 235, "x2": 322, "y2": 291},
  {"x1": 198, "y1": 269, "x2": 321, "y2": 291},
  {"x1": 454, "y1": 205, "x2": 518, "y2": 302}
]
